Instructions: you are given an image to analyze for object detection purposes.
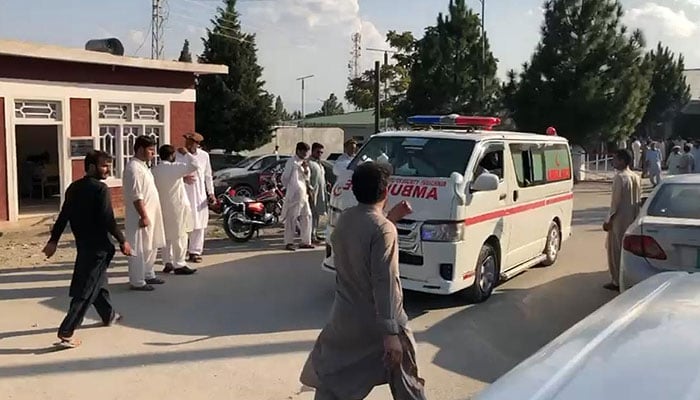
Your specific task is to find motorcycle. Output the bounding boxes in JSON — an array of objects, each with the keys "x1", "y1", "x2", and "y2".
[{"x1": 216, "y1": 176, "x2": 285, "y2": 243}]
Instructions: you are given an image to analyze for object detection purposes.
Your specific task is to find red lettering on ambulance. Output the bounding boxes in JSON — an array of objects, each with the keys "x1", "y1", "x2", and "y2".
[
  {"x1": 412, "y1": 185, "x2": 427, "y2": 198},
  {"x1": 426, "y1": 187, "x2": 438, "y2": 200},
  {"x1": 401, "y1": 185, "x2": 414, "y2": 197}
]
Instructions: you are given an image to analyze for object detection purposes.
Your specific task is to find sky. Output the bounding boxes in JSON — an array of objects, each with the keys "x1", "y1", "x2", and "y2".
[{"x1": 1, "y1": 0, "x2": 700, "y2": 113}]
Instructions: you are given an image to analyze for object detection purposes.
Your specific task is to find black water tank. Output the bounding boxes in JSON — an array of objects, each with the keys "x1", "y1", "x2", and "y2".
[{"x1": 85, "y1": 38, "x2": 125, "y2": 56}]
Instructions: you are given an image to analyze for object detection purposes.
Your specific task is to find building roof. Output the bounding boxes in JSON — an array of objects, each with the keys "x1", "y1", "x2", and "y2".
[
  {"x1": 683, "y1": 69, "x2": 700, "y2": 99},
  {"x1": 0, "y1": 39, "x2": 228, "y2": 75},
  {"x1": 298, "y1": 110, "x2": 392, "y2": 128}
]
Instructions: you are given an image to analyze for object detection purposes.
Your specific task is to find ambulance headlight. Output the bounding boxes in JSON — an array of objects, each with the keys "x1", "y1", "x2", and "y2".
[
  {"x1": 329, "y1": 207, "x2": 342, "y2": 227},
  {"x1": 420, "y1": 222, "x2": 464, "y2": 242}
]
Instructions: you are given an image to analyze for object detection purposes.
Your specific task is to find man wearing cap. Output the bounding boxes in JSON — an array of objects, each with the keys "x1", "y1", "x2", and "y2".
[{"x1": 181, "y1": 132, "x2": 215, "y2": 263}]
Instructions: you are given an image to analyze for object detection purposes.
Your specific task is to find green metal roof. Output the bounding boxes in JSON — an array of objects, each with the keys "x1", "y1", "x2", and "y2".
[{"x1": 290, "y1": 110, "x2": 392, "y2": 128}]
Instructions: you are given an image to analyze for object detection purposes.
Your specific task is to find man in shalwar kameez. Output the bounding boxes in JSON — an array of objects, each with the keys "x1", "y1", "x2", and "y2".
[
  {"x1": 281, "y1": 142, "x2": 314, "y2": 251},
  {"x1": 152, "y1": 145, "x2": 199, "y2": 275},
  {"x1": 124, "y1": 135, "x2": 166, "y2": 291},
  {"x1": 181, "y1": 132, "x2": 215, "y2": 263},
  {"x1": 301, "y1": 162, "x2": 427, "y2": 400},
  {"x1": 43, "y1": 150, "x2": 132, "y2": 348},
  {"x1": 309, "y1": 142, "x2": 328, "y2": 243},
  {"x1": 603, "y1": 149, "x2": 641, "y2": 291}
]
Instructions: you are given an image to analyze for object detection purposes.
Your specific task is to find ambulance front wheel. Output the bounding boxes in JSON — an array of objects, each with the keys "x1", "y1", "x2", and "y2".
[{"x1": 463, "y1": 243, "x2": 498, "y2": 303}]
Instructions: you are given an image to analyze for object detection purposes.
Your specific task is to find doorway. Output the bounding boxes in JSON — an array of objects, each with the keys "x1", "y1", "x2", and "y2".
[{"x1": 15, "y1": 125, "x2": 61, "y2": 216}]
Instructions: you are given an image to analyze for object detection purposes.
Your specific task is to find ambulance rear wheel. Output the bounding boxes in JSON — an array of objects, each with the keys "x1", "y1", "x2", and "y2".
[
  {"x1": 541, "y1": 221, "x2": 561, "y2": 267},
  {"x1": 464, "y1": 243, "x2": 498, "y2": 303}
]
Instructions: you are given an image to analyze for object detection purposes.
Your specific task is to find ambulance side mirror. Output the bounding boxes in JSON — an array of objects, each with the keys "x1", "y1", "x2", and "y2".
[{"x1": 471, "y1": 173, "x2": 499, "y2": 192}]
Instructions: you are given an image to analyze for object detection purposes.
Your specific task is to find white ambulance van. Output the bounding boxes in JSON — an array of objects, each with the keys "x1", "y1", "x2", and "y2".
[{"x1": 323, "y1": 115, "x2": 574, "y2": 303}]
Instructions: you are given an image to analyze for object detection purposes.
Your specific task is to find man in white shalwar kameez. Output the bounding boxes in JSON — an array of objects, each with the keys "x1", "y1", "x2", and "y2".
[
  {"x1": 309, "y1": 142, "x2": 328, "y2": 243},
  {"x1": 152, "y1": 145, "x2": 199, "y2": 275},
  {"x1": 181, "y1": 132, "x2": 215, "y2": 264},
  {"x1": 281, "y1": 142, "x2": 314, "y2": 251},
  {"x1": 332, "y1": 139, "x2": 358, "y2": 177},
  {"x1": 631, "y1": 138, "x2": 642, "y2": 170},
  {"x1": 124, "y1": 136, "x2": 166, "y2": 291}
]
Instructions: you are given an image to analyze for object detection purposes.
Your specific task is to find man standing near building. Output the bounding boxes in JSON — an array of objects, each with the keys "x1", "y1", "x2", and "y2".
[
  {"x1": 631, "y1": 137, "x2": 642, "y2": 170},
  {"x1": 603, "y1": 150, "x2": 641, "y2": 292},
  {"x1": 281, "y1": 142, "x2": 314, "y2": 251},
  {"x1": 679, "y1": 144, "x2": 696, "y2": 174},
  {"x1": 43, "y1": 150, "x2": 132, "y2": 348},
  {"x1": 152, "y1": 145, "x2": 199, "y2": 275},
  {"x1": 644, "y1": 141, "x2": 663, "y2": 187},
  {"x1": 124, "y1": 136, "x2": 166, "y2": 291},
  {"x1": 300, "y1": 162, "x2": 426, "y2": 400},
  {"x1": 333, "y1": 139, "x2": 358, "y2": 177},
  {"x1": 666, "y1": 145, "x2": 683, "y2": 175},
  {"x1": 181, "y1": 132, "x2": 215, "y2": 264},
  {"x1": 309, "y1": 143, "x2": 328, "y2": 244}
]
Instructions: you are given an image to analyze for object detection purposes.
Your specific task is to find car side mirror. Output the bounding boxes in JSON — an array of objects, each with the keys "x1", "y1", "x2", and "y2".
[{"x1": 471, "y1": 173, "x2": 499, "y2": 192}]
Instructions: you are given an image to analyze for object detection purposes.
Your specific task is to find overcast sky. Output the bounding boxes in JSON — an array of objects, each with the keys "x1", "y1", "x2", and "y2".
[{"x1": 1, "y1": 0, "x2": 700, "y2": 113}]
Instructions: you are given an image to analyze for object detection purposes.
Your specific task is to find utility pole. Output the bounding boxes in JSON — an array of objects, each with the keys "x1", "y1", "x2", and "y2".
[
  {"x1": 374, "y1": 61, "x2": 381, "y2": 134},
  {"x1": 478, "y1": 0, "x2": 486, "y2": 96},
  {"x1": 151, "y1": 0, "x2": 166, "y2": 59},
  {"x1": 367, "y1": 48, "x2": 397, "y2": 131},
  {"x1": 297, "y1": 74, "x2": 314, "y2": 143}
]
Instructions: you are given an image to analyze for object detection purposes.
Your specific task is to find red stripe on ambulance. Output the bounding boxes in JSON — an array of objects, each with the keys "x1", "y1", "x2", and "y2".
[{"x1": 464, "y1": 192, "x2": 573, "y2": 225}]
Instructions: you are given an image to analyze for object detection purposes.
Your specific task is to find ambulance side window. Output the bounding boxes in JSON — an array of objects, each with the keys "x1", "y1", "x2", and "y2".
[
  {"x1": 475, "y1": 145, "x2": 504, "y2": 181},
  {"x1": 509, "y1": 143, "x2": 549, "y2": 187}
]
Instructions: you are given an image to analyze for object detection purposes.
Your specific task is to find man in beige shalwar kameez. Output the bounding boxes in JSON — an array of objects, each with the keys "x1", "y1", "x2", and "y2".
[
  {"x1": 300, "y1": 162, "x2": 426, "y2": 400},
  {"x1": 603, "y1": 149, "x2": 641, "y2": 291}
]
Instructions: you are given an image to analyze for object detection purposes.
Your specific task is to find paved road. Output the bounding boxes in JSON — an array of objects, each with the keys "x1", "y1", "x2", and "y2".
[{"x1": 0, "y1": 183, "x2": 619, "y2": 400}]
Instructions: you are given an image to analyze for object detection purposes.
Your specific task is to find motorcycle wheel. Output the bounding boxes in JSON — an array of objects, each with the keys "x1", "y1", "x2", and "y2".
[{"x1": 224, "y1": 211, "x2": 256, "y2": 243}]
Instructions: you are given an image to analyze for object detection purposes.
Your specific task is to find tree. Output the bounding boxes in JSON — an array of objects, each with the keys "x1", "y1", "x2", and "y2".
[
  {"x1": 404, "y1": 0, "x2": 499, "y2": 117},
  {"x1": 321, "y1": 93, "x2": 344, "y2": 116},
  {"x1": 196, "y1": 0, "x2": 275, "y2": 151},
  {"x1": 178, "y1": 39, "x2": 193, "y2": 62},
  {"x1": 274, "y1": 95, "x2": 290, "y2": 122},
  {"x1": 344, "y1": 31, "x2": 417, "y2": 124},
  {"x1": 507, "y1": 0, "x2": 652, "y2": 146},
  {"x1": 637, "y1": 43, "x2": 690, "y2": 138}
]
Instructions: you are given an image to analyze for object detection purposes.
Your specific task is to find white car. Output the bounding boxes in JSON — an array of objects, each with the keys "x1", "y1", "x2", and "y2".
[
  {"x1": 476, "y1": 271, "x2": 700, "y2": 400},
  {"x1": 620, "y1": 174, "x2": 700, "y2": 292}
]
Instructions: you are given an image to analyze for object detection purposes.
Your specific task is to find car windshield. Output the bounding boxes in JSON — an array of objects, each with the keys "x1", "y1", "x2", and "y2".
[
  {"x1": 233, "y1": 156, "x2": 259, "y2": 168},
  {"x1": 348, "y1": 136, "x2": 476, "y2": 178},
  {"x1": 647, "y1": 183, "x2": 700, "y2": 219}
]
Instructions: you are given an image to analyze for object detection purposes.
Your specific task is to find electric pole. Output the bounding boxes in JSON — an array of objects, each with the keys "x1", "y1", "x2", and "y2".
[
  {"x1": 478, "y1": 0, "x2": 486, "y2": 96},
  {"x1": 151, "y1": 0, "x2": 166, "y2": 59},
  {"x1": 367, "y1": 48, "x2": 397, "y2": 131},
  {"x1": 374, "y1": 61, "x2": 380, "y2": 134},
  {"x1": 297, "y1": 75, "x2": 314, "y2": 143}
]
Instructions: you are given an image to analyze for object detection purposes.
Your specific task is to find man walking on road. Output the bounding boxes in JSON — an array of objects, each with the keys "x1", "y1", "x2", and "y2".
[
  {"x1": 281, "y1": 142, "x2": 314, "y2": 251},
  {"x1": 43, "y1": 150, "x2": 132, "y2": 348},
  {"x1": 124, "y1": 136, "x2": 166, "y2": 291},
  {"x1": 309, "y1": 142, "x2": 328, "y2": 244},
  {"x1": 152, "y1": 145, "x2": 199, "y2": 275},
  {"x1": 644, "y1": 142, "x2": 662, "y2": 187},
  {"x1": 301, "y1": 162, "x2": 426, "y2": 400},
  {"x1": 603, "y1": 149, "x2": 641, "y2": 292},
  {"x1": 181, "y1": 132, "x2": 215, "y2": 264}
]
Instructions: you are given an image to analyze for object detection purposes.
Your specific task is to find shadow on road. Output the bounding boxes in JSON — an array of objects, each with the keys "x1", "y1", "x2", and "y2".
[
  {"x1": 0, "y1": 249, "x2": 614, "y2": 385},
  {"x1": 572, "y1": 206, "x2": 608, "y2": 226}
]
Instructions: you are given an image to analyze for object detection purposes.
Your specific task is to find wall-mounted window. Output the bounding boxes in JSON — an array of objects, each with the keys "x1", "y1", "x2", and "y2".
[
  {"x1": 98, "y1": 103, "x2": 164, "y2": 178},
  {"x1": 14, "y1": 100, "x2": 62, "y2": 121}
]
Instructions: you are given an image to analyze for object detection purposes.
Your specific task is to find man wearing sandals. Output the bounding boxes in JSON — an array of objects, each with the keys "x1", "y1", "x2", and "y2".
[
  {"x1": 124, "y1": 136, "x2": 167, "y2": 291},
  {"x1": 281, "y1": 142, "x2": 314, "y2": 251},
  {"x1": 43, "y1": 150, "x2": 132, "y2": 348}
]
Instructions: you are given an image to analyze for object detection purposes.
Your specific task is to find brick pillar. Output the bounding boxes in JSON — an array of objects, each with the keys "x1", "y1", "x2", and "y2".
[{"x1": 170, "y1": 101, "x2": 195, "y2": 148}]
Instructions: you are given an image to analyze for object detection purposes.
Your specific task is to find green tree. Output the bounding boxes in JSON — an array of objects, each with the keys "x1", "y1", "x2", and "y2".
[
  {"x1": 638, "y1": 43, "x2": 690, "y2": 138},
  {"x1": 274, "y1": 95, "x2": 290, "y2": 122},
  {"x1": 508, "y1": 0, "x2": 651, "y2": 146},
  {"x1": 196, "y1": 0, "x2": 275, "y2": 151},
  {"x1": 344, "y1": 31, "x2": 417, "y2": 124},
  {"x1": 404, "y1": 0, "x2": 499, "y2": 117},
  {"x1": 321, "y1": 93, "x2": 344, "y2": 116},
  {"x1": 178, "y1": 39, "x2": 193, "y2": 62}
]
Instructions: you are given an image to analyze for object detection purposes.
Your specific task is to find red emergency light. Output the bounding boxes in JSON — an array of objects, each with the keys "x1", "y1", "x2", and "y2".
[{"x1": 407, "y1": 115, "x2": 501, "y2": 130}]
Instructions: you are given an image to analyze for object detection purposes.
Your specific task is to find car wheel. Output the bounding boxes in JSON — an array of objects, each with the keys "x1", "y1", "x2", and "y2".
[
  {"x1": 234, "y1": 185, "x2": 254, "y2": 198},
  {"x1": 463, "y1": 243, "x2": 499, "y2": 303},
  {"x1": 541, "y1": 221, "x2": 561, "y2": 267}
]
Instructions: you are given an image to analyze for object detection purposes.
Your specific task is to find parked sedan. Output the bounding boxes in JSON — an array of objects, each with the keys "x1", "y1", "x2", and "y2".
[
  {"x1": 620, "y1": 174, "x2": 700, "y2": 292},
  {"x1": 213, "y1": 154, "x2": 290, "y2": 196},
  {"x1": 214, "y1": 157, "x2": 289, "y2": 197}
]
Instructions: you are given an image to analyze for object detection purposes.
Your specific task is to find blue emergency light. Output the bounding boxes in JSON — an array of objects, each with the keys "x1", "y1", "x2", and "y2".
[{"x1": 407, "y1": 114, "x2": 501, "y2": 130}]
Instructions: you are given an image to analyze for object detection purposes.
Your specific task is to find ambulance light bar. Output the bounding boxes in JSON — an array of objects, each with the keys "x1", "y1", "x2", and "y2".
[{"x1": 407, "y1": 114, "x2": 501, "y2": 130}]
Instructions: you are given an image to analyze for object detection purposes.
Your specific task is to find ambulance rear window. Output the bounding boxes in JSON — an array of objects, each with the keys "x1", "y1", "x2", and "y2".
[{"x1": 349, "y1": 136, "x2": 475, "y2": 178}]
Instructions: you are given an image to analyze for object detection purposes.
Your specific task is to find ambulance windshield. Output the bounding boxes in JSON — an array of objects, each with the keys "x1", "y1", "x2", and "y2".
[{"x1": 349, "y1": 136, "x2": 475, "y2": 178}]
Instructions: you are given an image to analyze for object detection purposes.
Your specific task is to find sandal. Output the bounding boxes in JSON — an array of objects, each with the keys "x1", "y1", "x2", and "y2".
[
  {"x1": 104, "y1": 312, "x2": 123, "y2": 327},
  {"x1": 285, "y1": 244, "x2": 296, "y2": 252},
  {"x1": 55, "y1": 337, "x2": 82, "y2": 349},
  {"x1": 130, "y1": 284, "x2": 155, "y2": 292}
]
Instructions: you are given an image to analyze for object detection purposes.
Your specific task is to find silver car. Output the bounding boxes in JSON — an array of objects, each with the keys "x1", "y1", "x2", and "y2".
[{"x1": 620, "y1": 174, "x2": 700, "y2": 292}]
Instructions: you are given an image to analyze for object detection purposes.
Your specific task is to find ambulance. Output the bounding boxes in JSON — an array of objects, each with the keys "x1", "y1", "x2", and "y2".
[{"x1": 323, "y1": 115, "x2": 574, "y2": 303}]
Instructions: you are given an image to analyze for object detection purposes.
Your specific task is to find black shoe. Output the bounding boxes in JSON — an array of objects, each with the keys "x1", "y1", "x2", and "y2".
[
  {"x1": 146, "y1": 277, "x2": 166, "y2": 285},
  {"x1": 162, "y1": 263, "x2": 174, "y2": 273},
  {"x1": 130, "y1": 284, "x2": 155, "y2": 292},
  {"x1": 285, "y1": 244, "x2": 296, "y2": 251},
  {"x1": 174, "y1": 266, "x2": 197, "y2": 275},
  {"x1": 603, "y1": 282, "x2": 619, "y2": 291}
]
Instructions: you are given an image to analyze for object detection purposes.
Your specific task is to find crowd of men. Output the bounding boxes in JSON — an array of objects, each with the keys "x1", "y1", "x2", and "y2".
[{"x1": 629, "y1": 137, "x2": 699, "y2": 186}]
